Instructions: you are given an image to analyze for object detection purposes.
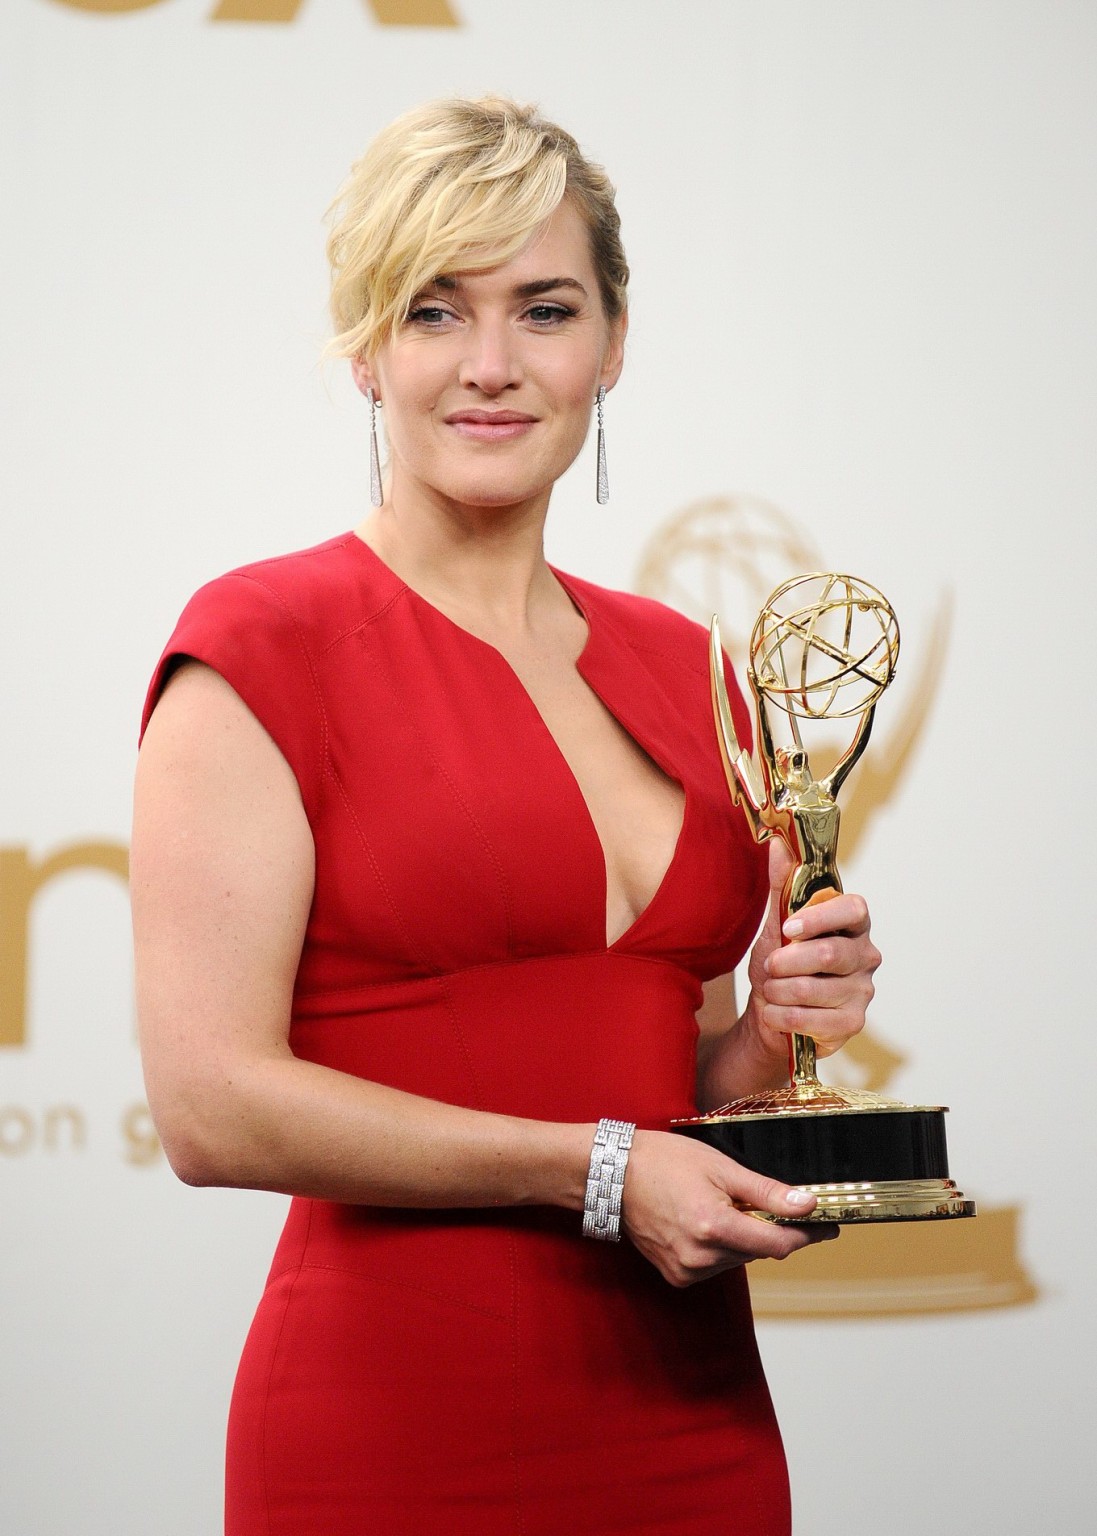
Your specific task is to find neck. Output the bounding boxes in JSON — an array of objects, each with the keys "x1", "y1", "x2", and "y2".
[{"x1": 355, "y1": 480, "x2": 563, "y2": 635}]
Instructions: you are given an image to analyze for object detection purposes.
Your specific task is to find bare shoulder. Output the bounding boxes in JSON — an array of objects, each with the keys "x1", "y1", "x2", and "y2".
[
  {"x1": 141, "y1": 660, "x2": 305, "y2": 804},
  {"x1": 142, "y1": 659, "x2": 291, "y2": 775},
  {"x1": 134, "y1": 659, "x2": 314, "y2": 890}
]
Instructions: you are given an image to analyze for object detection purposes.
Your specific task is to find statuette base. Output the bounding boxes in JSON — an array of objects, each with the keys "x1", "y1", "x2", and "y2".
[
  {"x1": 672, "y1": 1093, "x2": 976, "y2": 1224},
  {"x1": 757, "y1": 1178, "x2": 975, "y2": 1224}
]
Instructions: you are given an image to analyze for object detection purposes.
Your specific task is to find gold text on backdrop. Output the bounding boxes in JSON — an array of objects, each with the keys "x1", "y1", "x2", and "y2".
[
  {"x1": 0, "y1": 842, "x2": 129, "y2": 1049},
  {"x1": 47, "y1": 0, "x2": 460, "y2": 24}
]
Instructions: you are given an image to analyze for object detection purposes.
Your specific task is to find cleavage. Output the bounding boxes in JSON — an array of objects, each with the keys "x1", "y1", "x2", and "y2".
[{"x1": 511, "y1": 654, "x2": 686, "y2": 947}]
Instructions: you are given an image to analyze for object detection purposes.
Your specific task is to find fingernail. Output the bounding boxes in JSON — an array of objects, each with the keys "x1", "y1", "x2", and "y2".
[
  {"x1": 763, "y1": 955, "x2": 772, "y2": 975},
  {"x1": 783, "y1": 917, "x2": 804, "y2": 938},
  {"x1": 786, "y1": 1188, "x2": 814, "y2": 1208},
  {"x1": 822, "y1": 1225, "x2": 841, "y2": 1240}
]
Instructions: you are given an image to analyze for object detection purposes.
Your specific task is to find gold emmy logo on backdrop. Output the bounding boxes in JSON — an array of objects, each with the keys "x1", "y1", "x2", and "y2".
[
  {"x1": 48, "y1": 0, "x2": 460, "y2": 25},
  {"x1": 636, "y1": 496, "x2": 1037, "y2": 1316}
]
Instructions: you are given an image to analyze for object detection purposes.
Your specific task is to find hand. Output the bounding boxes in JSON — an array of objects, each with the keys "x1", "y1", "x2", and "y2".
[
  {"x1": 746, "y1": 840, "x2": 881, "y2": 1061},
  {"x1": 621, "y1": 1129, "x2": 838, "y2": 1287}
]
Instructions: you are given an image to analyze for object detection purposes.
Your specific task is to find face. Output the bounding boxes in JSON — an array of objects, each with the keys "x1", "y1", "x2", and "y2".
[{"x1": 351, "y1": 199, "x2": 626, "y2": 514}]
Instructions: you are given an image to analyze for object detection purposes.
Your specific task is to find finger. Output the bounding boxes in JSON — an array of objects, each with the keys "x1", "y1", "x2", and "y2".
[
  {"x1": 717, "y1": 1163, "x2": 823, "y2": 1223},
  {"x1": 762, "y1": 967, "x2": 875, "y2": 1006},
  {"x1": 688, "y1": 1214, "x2": 820, "y2": 1269},
  {"x1": 759, "y1": 1007, "x2": 867, "y2": 1053},
  {"x1": 783, "y1": 893, "x2": 871, "y2": 942},
  {"x1": 690, "y1": 1218, "x2": 839, "y2": 1278},
  {"x1": 661, "y1": 1222, "x2": 838, "y2": 1286},
  {"x1": 766, "y1": 933, "x2": 881, "y2": 980},
  {"x1": 729, "y1": 1175, "x2": 841, "y2": 1253},
  {"x1": 766, "y1": 837, "x2": 796, "y2": 895},
  {"x1": 701, "y1": 1206, "x2": 841, "y2": 1267},
  {"x1": 762, "y1": 990, "x2": 872, "y2": 1035}
]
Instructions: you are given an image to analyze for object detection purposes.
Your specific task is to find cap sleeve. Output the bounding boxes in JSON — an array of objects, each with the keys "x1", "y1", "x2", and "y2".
[{"x1": 140, "y1": 570, "x2": 326, "y2": 816}]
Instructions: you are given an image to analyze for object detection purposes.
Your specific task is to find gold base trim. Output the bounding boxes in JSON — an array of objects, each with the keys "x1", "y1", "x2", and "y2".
[
  {"x1": 755, "y1": 1177, "x2": 976, "y2": 1224},
  {"x1": 675, "y1": 1084, "x2": 945, "y2": 1122}
]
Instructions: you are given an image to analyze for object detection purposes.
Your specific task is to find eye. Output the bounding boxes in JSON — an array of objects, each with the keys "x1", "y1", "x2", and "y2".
[
  {"x1": 525, "y1": 303, "x2": 576, "y2": 326},
  {"x1": 406, "y1": 304, "x2": 455, "y2": 328}
]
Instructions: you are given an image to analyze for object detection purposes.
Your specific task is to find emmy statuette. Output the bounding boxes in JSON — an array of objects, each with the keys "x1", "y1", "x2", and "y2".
[{"x1": 672, "y1": 574, "x2": 976, "y2": 1223}]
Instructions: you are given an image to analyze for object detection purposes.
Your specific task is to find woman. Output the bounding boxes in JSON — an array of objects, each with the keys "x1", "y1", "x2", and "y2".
[{"x1": 132, "y1": 98, "x2": 879, "y2": 1536}]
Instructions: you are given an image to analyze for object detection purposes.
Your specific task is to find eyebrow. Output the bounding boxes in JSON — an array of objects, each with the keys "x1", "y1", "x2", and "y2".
[
  {"x1": 428, "y1": 275, "x2": 589, "y2": 300},
  {"x1": 513, "y1": 277, "x2": 589, "y2": 299}
]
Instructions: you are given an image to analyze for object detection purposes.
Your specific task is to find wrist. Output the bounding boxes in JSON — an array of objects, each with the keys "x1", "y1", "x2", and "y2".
[
  {"x1": 741, "y1": 993, "x2": 794, "y2": 1097},
  {"x1": 739, "y1": 989, "x2": 788, "y2": 1065},
  {"x1": 514, "y1": 1119, "x2": 596, "y2": 1212}
]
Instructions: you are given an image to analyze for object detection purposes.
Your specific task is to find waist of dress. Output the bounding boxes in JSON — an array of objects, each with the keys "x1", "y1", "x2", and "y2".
[{"x1": 289, "y1": 949, "x2": 704, "y2": 1128}]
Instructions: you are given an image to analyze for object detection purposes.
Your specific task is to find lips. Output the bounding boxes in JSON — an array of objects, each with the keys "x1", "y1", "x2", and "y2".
[{"x1": 444, "y1": 409, "x2": 538, "y2": 441}]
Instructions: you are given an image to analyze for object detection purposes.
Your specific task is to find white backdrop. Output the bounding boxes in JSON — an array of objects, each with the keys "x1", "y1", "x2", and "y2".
[{"x1": 2, "y1": 2, "x2": 1094, "y2": 1532}]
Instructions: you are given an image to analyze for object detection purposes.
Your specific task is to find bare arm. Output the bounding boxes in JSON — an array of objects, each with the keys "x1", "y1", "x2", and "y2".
[
  {"x1": 133, "y1": 663, "x2": 832, "y2": 1280},
  {"x1": 133, "y1": 663, "x2": 591, "y2": 1208}
]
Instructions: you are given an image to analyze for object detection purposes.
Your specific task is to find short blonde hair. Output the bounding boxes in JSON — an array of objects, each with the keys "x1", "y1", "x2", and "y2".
[{"x1": 326, "y1": 97, "x2": 629, "y2": 359}]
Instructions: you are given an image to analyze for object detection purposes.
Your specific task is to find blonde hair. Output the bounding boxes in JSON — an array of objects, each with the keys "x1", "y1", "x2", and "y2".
[{"x1": 326, "y1": 97, "x2": 629, "y2": 359}]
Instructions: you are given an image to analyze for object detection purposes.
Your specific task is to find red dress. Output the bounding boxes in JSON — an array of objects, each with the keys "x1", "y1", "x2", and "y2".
[{"x1": 142, "y1": 533, "x2": 788, "y2": 1536}]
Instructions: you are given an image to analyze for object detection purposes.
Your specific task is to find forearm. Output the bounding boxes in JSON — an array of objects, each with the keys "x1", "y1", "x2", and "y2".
[{"x1": 150, "y1": 1049, "x2": 594, "y2": 1211}]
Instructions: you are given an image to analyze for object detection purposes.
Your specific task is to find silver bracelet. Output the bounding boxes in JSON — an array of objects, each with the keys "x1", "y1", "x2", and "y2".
[{"x1": 582, "y1": 1118, "x2": 636, "y2": 1242}]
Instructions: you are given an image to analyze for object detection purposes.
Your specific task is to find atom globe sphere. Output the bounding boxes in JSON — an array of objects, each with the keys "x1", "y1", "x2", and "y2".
[{"x1": 750, "y1": 574, "x2": 900, "y2": 722}]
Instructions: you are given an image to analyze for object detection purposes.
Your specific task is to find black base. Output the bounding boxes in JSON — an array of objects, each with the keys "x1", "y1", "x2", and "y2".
[{"x1": 674, "y1": 1106, "x2": 951, "y2": 1186}]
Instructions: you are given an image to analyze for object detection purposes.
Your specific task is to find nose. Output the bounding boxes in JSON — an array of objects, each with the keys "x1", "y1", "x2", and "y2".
[{"x1": 457, "y1": 319, "x2": 522, "y2": 395}]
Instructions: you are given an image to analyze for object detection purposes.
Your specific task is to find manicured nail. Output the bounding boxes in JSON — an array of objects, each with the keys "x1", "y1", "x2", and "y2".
[
  {"x1": 783, "y1": 917, "x2": 804, "y2": 938},
  {"x1": 786, "y1": 1188, "x2": 814, "y2": 1207}
]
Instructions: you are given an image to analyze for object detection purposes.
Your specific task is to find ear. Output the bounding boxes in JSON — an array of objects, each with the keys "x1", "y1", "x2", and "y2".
[
  {"x1": 350, "y1": 355, "x2": 379, "y2": 400},
  {"x1": 599, "y1": 308, "x2": 628, "y2": 394}
]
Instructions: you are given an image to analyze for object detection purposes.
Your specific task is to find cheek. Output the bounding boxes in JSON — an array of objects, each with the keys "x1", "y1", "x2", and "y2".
[
  {"x1": 374, "y1": 353, "x2": 445, "y2": 428},
  {"x1": 378, "y1": 385, "x2": 440, "y2": 457},
  {"x1": 549, "y1": 350, "x2": 604, "y2": 410}
]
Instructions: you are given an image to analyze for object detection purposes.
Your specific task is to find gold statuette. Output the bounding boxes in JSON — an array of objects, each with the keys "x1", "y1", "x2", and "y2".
[{"x1": 673, "y1": 574, "x2": 975, "y2": 1223}]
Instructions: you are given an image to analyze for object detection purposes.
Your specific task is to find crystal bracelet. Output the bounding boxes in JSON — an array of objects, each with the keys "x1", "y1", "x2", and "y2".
[{"x1": 582, "y1": 1118, "x2": 636, "y2": 1242}]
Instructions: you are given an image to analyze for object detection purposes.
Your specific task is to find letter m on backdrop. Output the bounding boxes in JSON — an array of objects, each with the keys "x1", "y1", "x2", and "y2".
[
  {"x1": 210, "y1": 1, "x2": 459, "y2": 22},
  {"x1": 0, "y1": 843, "x2": 129, "y2": 1048},
  {"x1": 53, "y1": 2, "x2": 459, "y2": 26}
]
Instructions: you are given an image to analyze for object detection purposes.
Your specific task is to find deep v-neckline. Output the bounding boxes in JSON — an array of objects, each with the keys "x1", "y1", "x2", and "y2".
[{"x1": 346, "y1": 533, "x2": 689, "y2": 950}]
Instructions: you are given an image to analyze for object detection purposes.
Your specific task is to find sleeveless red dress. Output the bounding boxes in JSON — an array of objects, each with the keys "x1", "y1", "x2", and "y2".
[{"x1": 142, "y1": 533, "x2": 788, "y2": 1536}]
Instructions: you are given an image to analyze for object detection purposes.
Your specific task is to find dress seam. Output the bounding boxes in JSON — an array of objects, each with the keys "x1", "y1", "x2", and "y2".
[
  {"x1": 292, "y1": 950, "x2": 697, "y2": 1004},
  {"x1": 506, "y1": 1229, "x2": 527, "y2": 1535},
  {"x1": 330, "y1": 769, "x2": 437, "y2": 971},
  {"x1": 319, "y1": 584, "x2": 408, "y2": 654},
  {"x1": 609, "y1": 636, "x2": 709, "y2": 683},
  {"x1": 559, "y1": 578, "x2": 711, "y2": 684},
  {"x1": 258, "y1": 1201, "x2": 313, "y2": 1536},
  {"x1": 438, "y1": 972, "x2": 490, "y2": 1112}
]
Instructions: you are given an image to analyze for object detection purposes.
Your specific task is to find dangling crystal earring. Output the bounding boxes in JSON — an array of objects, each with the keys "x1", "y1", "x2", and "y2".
[
  {"x1": 367, "y1": 387, "x2": 383, "y2": 507},
  {"x1": 595, "y1": 385, "x2": 609, "y2": 504}
]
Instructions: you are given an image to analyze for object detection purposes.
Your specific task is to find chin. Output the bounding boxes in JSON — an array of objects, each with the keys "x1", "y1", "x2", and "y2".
[{"x1": 448, "y1": 476, "x2": 550, "y2": 510}]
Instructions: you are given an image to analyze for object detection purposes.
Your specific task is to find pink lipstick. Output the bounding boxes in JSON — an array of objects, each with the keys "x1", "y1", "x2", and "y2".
[{"x1": 444, "y1": 410, "x2": 537, "y2": 442}]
